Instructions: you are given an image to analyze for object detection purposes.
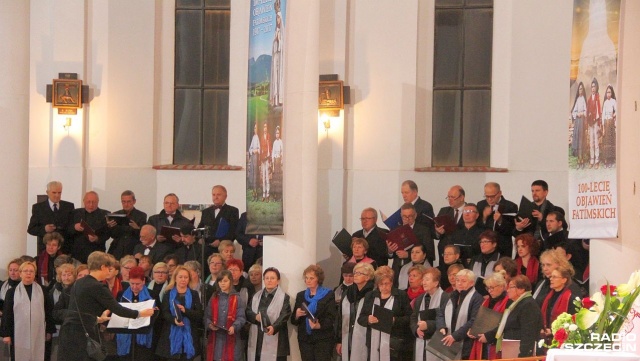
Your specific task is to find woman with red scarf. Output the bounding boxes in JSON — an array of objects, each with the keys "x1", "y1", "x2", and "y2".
[
  {"x1": 205, "y1": 270, "x2": 247, "y2": 361},
  {"x1": 467, "y1": 272, "x2": 510, "y2": 360},
  {"x1": 405, "y1": 265, "x2": 427, "y2": 307},
  {"x1": 37, "y1": 232, "x2": 63, "y2": 287},
  {"x1": 541, "y1": 266, "x2": 578, "y2": 340},
  {"x1": 514, "y1": 234, "x2": 541, "y2": 285}
]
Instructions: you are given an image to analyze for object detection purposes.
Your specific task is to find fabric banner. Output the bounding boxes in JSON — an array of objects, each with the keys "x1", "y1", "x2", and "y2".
[
  {"x1": 568, "y1": 0, "x2": 619, "y2": 238},
  {"x1": 246, "y1": 0, "x2": 286, "y2": 234}
]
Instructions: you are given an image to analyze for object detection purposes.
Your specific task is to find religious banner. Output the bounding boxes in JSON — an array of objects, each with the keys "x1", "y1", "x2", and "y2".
[
  {"x1": 246, "y1": 0, "x2": 286, "y2": 234},
  {"x1": 568, "y1": 0, "x2": 619, "y2": 238}
]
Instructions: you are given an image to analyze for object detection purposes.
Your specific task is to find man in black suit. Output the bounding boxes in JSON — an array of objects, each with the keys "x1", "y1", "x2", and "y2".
[
  {"x1": 388, "y1": 203, "x2": 435, "y2": 286},
  {"x1": 542, "y1": 211, "x2": 568, "y2": 251},
  {"x1": 147, "y1": 193, "x2": 192, "y2": 250},
  {"x1": 27, "y1": 181, "x2": 75, "y2": 254},
  {"x1": 434, "y1": 185, "x2": 467, "y2": 259},
  {"x1": 351, "y1": 207, "x2": 389, "y2": 268},
  {"x1": 175, "y1": 224, "x2": 202, "y2": 265},
  {"x1": 236, "y1": 212, "x2": 263, "y2": 272},
  {"x1": 198, "y1": 185, "x2": 239, "y2": 260},
  {"x1": 69, "y1": 191, "x2": 110, "y2": 263},
  {"x1": 445, "y1": 203, "x2": 484, "y2": 264},
  {"x1": 106, "y1": 190, "x2": 147, "y2": 260},
  {"x1": 133, "y1": 224, "x2": 172, "y2": 264},
  {"x1": 401, "y1": 180, "x2": 435, "y2": 226},
  {"x1": 514, "y1": 180, "x2": 564, "y2": 242},
  {"x1": 477, "y1": 182, "x2": 518, "y2": 258}
]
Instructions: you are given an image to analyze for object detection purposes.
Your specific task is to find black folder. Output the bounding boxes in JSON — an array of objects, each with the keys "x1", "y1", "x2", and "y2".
[
  {"x1": 161, "y1": 226, "x2": 181, "y2": 240},
  {"x1": 517, "y1": 195, "x2": 536, "y2": 220},
  {"x1": 426, "y1": 331, "x2": 462, "y2": 361},
  {"x1": 371, "y1": 304, "x2": 394, "y2": 334},
  {"x1": 173, "y1": 300, "x2": 183, "y2": 323},
  {"x1": 332, "y1": 228, "x2": 353, "y2": 257},
  {"x1": 418, "y1": 308, "x2": 437, "y2": 321},
  {"x1": 469, "y1": 306, "x2": 503, "y2": 336},
  {"x1": 301, "y1": 302, "x2": 317, "y2": 322},
  {"x1": 260, "y1": 310, "x2": 272, "y2": 331},
  {"x1": 106, "y1": 213, "x2": 130, "y2": 226}
]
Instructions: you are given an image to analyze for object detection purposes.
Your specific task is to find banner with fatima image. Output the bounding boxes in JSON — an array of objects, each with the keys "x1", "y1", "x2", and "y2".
[
  {"x1": 568, "y1": 0, "x2": 619, "y2": 238},
  {"x1": 246, "y1": 0, "x2": 286, "y2": 234}
]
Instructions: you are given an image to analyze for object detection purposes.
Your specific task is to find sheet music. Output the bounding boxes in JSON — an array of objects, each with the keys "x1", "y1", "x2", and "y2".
[{"x1": 106, "y1": 299, "x2": 154, "y2": 329}]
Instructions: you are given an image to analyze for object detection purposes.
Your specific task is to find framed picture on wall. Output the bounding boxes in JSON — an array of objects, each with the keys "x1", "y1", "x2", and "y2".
[
  {"x1": 318, "y1": 80, "x2": 344, "y2": 110},
  {"x1": 52, "y1": 79, "x2": 82, "y2": 109}
]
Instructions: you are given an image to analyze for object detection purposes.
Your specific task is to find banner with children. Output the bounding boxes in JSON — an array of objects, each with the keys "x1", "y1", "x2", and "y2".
[
  {"x1": 246, "y1": 0, "x2": 286, "y2": 234},
  {"x1": 568, "y1": 0, "x2": 619, "y2": 238}
]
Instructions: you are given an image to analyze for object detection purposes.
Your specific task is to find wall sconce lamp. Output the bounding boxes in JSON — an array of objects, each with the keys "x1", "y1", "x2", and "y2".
[
  {"x1": 63, "y1": 117, "x2": 72, "y2": 131},
  {"x1": 46, "y1": 73, "x2": 90, "y2": 130},
  {"x1": 318, "y1": 74, "x2": 349, "y2": 133}
]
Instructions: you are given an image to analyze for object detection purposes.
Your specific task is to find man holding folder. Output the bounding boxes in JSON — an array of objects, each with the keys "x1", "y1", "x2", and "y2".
[{"x1": 198, "y1": 185, "x2": 239, "y2": 260}]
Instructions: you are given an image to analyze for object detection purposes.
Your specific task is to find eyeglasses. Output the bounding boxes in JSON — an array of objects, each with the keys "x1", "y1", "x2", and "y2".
[
  {"x1": 462, "y1": 210, "x2": 477, "y2": 214},
  {"x1": 486, "y1": 285, "x2": 502, "y2": 291},
  {"x1": 153, "y1": 271, "x2": 168, "y2": 274},
  {"x1": 228, "y1": 268, "x2": 241, "y2": 273},
  {"x1": 508, "y1": 285, "x2": 517, "y2": 289},
  {"x1": 353, "y1": 271, "x2": 367, "y2": 276},
  {"x1": 401, "y1": 215, "x2": 416, "y2": 220},
  {"x1": 484, "y1": 193, "x2": 499, "y2": 199},
  {"x1": 549, "y1": 275, "x2": 564, "y2": 279},
  {"x1": 445, "y1": 195, "x2": 461, "y2": 201},
  {"x1": 359, "y1": 217, "x2": 375, "y2": 221}
]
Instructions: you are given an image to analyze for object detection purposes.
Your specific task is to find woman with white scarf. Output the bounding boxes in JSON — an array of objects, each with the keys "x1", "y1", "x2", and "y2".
[
  {"x1": 1, "y1": 261, "x2": 55, "y2": 361},
  {"x1": 246, "y1": 267, "x2": 291, "y2": 361},
  {"x1": 336, "y1": 262, "x2": 374, "y2": 361},
  {"x1": 358, "y1": 266, "x2": 412, "y2": 361},
  {"x1": 410, "y1": 268, "x2": 449, "y2": 361}
]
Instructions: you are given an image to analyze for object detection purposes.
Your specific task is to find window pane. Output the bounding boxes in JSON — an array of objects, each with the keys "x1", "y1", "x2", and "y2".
[
  {"x1": 174, "y1": 89, "x2": 202, "y2": 164},
  {"x1": 465, "y1": 0, "x2": 493, "y2": 6},
  {"x1": 432, "y1": 90, "x2": 462, "y2": 166},
  {"x1": 434, "y1": 9, "x2": 463, "y2": 87},
  {"x1": 461, "y1": 90, "x2": 491, "y2": 166},
  {"x1": 204, "y1": 10, "x2": 230, "y2": 87},
  {"x1": 464, "y1": 9, "x2": 493, "y2": 86},
  {"x1": 435, "y1": 0, "x2": 463, "y2": 7},
  {"x1": 177, "y1": 0, "x2": 203, "y2": 8},
  {"x1": 202, "y1": 90, "x2": 229, "y2": 164},
  {"x1": 175, "y1": 10, "x2": 203, "y2": 87},
  {"x1": 205, "y1": 0, "x2": 230, "y2": 7}
]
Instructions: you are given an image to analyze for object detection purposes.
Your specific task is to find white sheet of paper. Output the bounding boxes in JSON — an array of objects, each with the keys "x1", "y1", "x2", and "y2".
[{"x1": 106, "y1": 299, "x2": 155, "y2": 329}]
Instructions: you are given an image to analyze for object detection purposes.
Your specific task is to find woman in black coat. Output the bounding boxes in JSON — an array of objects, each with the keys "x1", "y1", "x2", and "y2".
[
  {"x1": 358, "y1": 266, "x2": 412, "y2": 361},
  {"x1": 155, "y1": 265, "x2": 203, "y2": 360},
  {"x1": 290, "y1": 264, "x2": 336, "y2": 361},
  {"x1": 57, "y1": 252, "x2": 155, "y2": 361},
  {"x1": 495, "y1": 275, "x2": 543, "y2": 357}
]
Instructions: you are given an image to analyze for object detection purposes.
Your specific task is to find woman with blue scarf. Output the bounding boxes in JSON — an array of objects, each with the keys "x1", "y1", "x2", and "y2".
[
  {"x1": 114, "y1": 266, "x2": 156, "y2": 360},
  {"x1": 155, "y1": 265, "x2": 203, "y2": 360},
  {"x1": 291, "y1": 264, "x2": 336, "y2": 361}
]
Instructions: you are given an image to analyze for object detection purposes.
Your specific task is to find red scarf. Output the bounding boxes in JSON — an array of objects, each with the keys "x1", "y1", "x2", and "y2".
[
  {"x1": 207, "y1": 293, "x2": 238, "y2": 361},
  {"x1": 38, "y1": 250, "x2": 59, "y2": 284},
  {"x1": 469, "y1": 295, "x2": 509, "y2": 360},
  {"x1": 105, "y1": 277, "x2": 123, "y2": 298},
  {"x1": 407, "y1": 287, "x2": 426, "y2": 305},
  {"x1": 516, "y1": 256, "x2": 540, "y2": 285},
  {"x1": 541, "y1": 287, "x2": 572, "y2": 328},
  {"x1": 445, "y1": 285, "x2": 454, "y2": 293},
  {"x1": 348, "y1": 255, "x2": 375, "y2": 265}
]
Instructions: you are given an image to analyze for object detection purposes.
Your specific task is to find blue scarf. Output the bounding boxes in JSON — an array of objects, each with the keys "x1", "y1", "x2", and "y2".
[
  {"x1": 303, "y1": 286, "x2": 331, "y2": 335},
  {"x1": 169, "y1": 288, "x2": 196, "y2": 359},
  {"x1": 116, "y1": 286, "x2": 154, "y2": 356}
]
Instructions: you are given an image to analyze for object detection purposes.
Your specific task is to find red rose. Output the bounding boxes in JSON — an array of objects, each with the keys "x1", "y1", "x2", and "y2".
[
  {"x1": 555, "y1": 328, "x2": 568, "y2": 346},
  {"x1": 582, "y1": 297, "x2": 595, "y2": 309},
  {"x1": 600, "y1": 285, "x2": 617, "y2": 296}
]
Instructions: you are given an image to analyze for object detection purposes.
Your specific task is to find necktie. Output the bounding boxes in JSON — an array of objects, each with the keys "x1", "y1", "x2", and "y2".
[
  {"x1": 454, "y1": 209, "x2": 459, "y2": 222},
  {"x1": 53, "y1": 203, "x2": 58, "y2": 212}
]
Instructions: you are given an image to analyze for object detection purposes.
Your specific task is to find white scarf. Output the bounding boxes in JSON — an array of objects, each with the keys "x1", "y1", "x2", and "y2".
[
  {"x1": 443, "y1": 288, "x2": 476, "y2": 360},
  {"x1": 398, "y1": 260, "x2": 431, "y2": 290},
  {"x1": 369, "y1": 295, "x2": 394, "y2": 361},
  {"x1": 341, "y1": 294, "x2": 368, "y2": 361},
  {"x1": 14, "y1": 283, "x2": 46, "y2": 361},
  {"x1": 414, "y1": 288, "x2": 443, "y2": 361},
  {"x1": 0, "y1": 281, "x2": 11, "y2": 301},
  {"x1": 52, "y1": 287, "x2": 62, "y2": 337},
  {"x1": 247, "y1": 287, "x2": 285, "y2": 361},
  {"x1": 147, "y1": 280, "x2": 168, "y2": 302}
]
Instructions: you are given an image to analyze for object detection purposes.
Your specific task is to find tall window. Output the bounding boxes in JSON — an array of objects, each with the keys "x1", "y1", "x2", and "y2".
[
  {"x1": 432, "y1": 0, "x2": 493, "y2": 167},
  {"x1": 174, "y1": 0, "x2": 230, "y2": 164}
]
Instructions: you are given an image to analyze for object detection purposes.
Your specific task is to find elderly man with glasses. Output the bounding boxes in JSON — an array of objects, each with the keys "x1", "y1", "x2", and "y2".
[{"x1": 351, "y1": 207, "x2": 389, "y2": 268}]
